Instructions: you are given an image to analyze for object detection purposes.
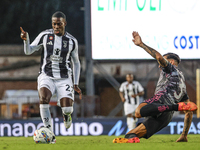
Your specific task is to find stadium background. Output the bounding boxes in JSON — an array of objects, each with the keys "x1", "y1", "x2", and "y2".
[{"x1": 0, "y1": 0, "x2": 199, "y2": 136}]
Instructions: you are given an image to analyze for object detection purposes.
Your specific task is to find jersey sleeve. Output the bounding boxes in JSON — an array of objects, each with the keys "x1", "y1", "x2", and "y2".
[
  {"x1": 119, "y1": 83, "x2": 124, "y2": 92},
  {"x1": 136, "y1": 81, "x2": 144, "y2": 92},
  {"x1": 162, "y1": 62, "x2": 175, "y2": 74},
  {"x1": 24, "y1": 32, "x2": 44, "y2": 55},
  {"x1": 71, "y1": 38, "x2": 80, "y2": 85}
]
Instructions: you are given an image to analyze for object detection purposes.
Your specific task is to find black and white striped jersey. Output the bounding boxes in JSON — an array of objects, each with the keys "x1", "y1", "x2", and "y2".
[
  {"x1": 23, "y1": 29, "x2": 80, "y2": 85},
  {"x1": 119, "y1": 81, "x2": 144, "y2": 105}
]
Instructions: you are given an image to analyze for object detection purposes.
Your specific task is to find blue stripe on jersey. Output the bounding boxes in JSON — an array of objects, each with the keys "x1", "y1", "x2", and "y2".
[
  {"x1": 44, "y1": 34, "x2": 54, "y2": 77},
  {"x1": 60, "y1": 36, "x2": 69, "y2": 78}
]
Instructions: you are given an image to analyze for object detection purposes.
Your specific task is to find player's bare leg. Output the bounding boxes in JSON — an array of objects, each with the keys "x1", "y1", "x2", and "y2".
[
  {"x1": 60, "y1": 98, "x2": 74, "y2": 129},
  {"x1": 113, "y1": 103, "x2": 147, "y2": 143},
  {"x1": 135, "y1": 103, "x2": 148, "y2": 118},
  {"x1": 126, "y1": 123, "x2": 147, "y2": 138},
  {"x1": 136, "y1": 102, "x2": 197, "y2": 118}
]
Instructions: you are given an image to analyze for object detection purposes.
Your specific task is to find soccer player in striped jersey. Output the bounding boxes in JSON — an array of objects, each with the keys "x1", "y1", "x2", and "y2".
[
  {"x1": 119, "y1": 74, "x2": 144, "y2": 131},
  {"x1": 113, "y1": 31, "x2": 197, "y2": 143},
  {"x1": 20, "y1": 11, "x2": 82, "y2": 143}
]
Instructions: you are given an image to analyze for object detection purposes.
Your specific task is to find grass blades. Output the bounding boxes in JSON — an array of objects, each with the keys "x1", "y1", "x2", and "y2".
[{"x1": 0, "y1": 134, "x2": 200, "y2": 150}]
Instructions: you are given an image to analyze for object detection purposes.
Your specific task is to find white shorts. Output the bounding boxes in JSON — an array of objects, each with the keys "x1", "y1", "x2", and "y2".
[
  {"x1": 124, "y1": 103, "x2": 138, "y2": 116},
  {"x1": 37, "y1": 73, "x2": 74, "y2": 102}
]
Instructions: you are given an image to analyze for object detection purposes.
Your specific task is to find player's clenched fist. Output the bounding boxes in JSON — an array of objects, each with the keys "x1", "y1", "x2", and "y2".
[
  {"x1": 20, "y1": 27, "x2": 27, "y2": 41},
  {"x1": 74, "y1": 85, "x2": 82, "y2": 100}
]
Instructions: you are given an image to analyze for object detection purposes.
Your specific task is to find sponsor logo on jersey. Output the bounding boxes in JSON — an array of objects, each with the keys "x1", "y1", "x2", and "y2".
[
  {"x1": 50, "y1": 49, "x2": 63, "y2": 63},
  {"x1": 50, "y1": 55, "x2": 63, "y2": 63}
]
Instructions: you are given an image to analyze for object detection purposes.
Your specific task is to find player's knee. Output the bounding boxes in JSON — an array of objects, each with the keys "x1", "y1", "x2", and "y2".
[
  {"x1": 62, "y1": 107, "x2": 73, "y2": 115},
  {"x1": 135, "y1": 103, "x2": 147, "y2": 118},
  {"x1": 39, "y1": 96, "x2": 50, "y2": 104},
  {"x1": 135, "y1": 108, "x2": 141, "y2": 118}
]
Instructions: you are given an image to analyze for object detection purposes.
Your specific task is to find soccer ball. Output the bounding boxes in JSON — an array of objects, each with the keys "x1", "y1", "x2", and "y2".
[{"x1": 33, "y1": 127, "x2": 54, "y2": 144}]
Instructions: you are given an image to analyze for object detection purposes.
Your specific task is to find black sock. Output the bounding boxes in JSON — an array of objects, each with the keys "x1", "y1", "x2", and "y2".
[
  {"x1": 125, "y1": 133, "x2": 137, "y2": 139},
  {"x1": 140, "y1": 104, "x2": 178, "y2": 117}
]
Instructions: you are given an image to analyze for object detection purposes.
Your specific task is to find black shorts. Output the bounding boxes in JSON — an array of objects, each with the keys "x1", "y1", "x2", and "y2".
[{"x1": 142, "y1": 111, "x2": 173, "y2": 139}]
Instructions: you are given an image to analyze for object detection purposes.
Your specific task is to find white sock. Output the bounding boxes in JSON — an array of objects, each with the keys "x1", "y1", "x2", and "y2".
[
  {"x1": 40, "y1": 104, "x2": 52, "y2": 132},
  {"x1": 133, "y1": 118, "x2": 138, "y2": 129},
  {"x1": 127, "y1": 117, "x2": 135, "y2": 131}
]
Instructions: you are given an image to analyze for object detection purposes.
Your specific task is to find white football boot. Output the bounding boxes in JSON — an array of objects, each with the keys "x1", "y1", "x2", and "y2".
[
  {"x1": 63, "y1": 114, "x2": 72, "y2": 129},
  {"x1": 51, "y1": 135, "x2": 56, "y2": 144}
]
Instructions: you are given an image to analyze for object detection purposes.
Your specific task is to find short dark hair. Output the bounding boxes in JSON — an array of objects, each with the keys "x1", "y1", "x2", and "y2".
[
  {"x1": 163, "y1": 53, "x2": 181, "y2": 64},
  {"x1": 126, "y1": 73, "x2": 133, "y2": 76},
  {"x1": 52, "y1": 11, "x2": 66, "y2": 20}
]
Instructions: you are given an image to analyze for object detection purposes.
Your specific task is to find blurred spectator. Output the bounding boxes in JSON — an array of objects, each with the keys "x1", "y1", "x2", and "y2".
[
  {"x1": 28, "y1": 105, "x2": 40, "y2": 118},
  {"x1": 12, "y1": 108, "x2": 20, "y2": 119}
]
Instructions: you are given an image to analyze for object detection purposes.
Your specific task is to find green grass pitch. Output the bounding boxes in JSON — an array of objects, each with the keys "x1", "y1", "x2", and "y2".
[{"x1": 0, "y1": 134, "x2": 200, "y2": 150}]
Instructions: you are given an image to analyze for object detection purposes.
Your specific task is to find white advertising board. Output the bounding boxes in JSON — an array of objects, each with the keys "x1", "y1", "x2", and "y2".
[{"x1": 91, "y1": 0, "x2": 200, "y2": 59}]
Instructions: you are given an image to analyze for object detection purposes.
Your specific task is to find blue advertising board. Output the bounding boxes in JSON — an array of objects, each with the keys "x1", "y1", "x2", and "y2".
[{"x1": 0, "y1": 117, "x2": 200, "y2": 137}]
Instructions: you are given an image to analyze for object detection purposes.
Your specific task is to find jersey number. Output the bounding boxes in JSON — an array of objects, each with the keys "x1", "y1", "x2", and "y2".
[{"x1": 66, "y1": 84, "x2": 74, "y2": 92}]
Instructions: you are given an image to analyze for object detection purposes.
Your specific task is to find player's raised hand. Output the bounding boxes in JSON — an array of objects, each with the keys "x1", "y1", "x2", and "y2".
[
  {"x1": 132, "y1": 31, "x2": 142, "y2": 46},
  {"x1": 74, "y1": 85, "x2": 82, "y2": 100},
  {"x1": 20, "y1": 27, "x2": 27, "y2": 41}
]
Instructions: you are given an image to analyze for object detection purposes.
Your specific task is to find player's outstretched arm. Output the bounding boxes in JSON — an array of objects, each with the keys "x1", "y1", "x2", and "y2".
[
  {"x1": 176, "y1": 99, "x2": 193, "y2": 142},
  {"x1": 176, "y1": 111, "x2": 193, "y2": 142},
  {"x1": 119, "y1": 92, "x2": 125, "y2": 102},
  {"x1": 132, "y1": 31, "x2": 168, "y2": 68}
]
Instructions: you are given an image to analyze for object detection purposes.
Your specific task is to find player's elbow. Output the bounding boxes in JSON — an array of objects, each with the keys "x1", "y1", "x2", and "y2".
[
  {"x1": 24, "y1": 51, "x2": 32, "y2": 55},
  {"x1": 156, "y1": 54, "x2": 163, "y2": 62},
  {"x1": 24, "y1": 45, "x2": 36, "y2": 55}
]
